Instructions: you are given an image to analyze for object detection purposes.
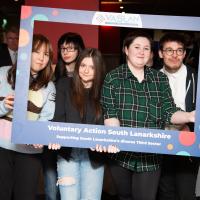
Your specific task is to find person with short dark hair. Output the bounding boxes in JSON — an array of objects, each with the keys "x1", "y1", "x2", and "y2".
[
  {"x1": 54, "y1": 32, "x2": 85, "y2": 81},
  {"x1": 42, "y1": 32, "x2": 85, "y2": 200},
  {"x1": 101, "y1": 30, "x2": 195, "y2": 200},
  {"x1": 157, "y1": 32, "x2": 198, "y2": 200}
]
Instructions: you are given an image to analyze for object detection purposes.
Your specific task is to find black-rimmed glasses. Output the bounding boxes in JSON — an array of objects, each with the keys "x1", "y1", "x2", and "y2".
[
  {"x1": 162, "y1": 48, "x2": 185, "y2": 56},
  {"x1": 60, "y1": 46, "x2": 77, "y2": 53}
]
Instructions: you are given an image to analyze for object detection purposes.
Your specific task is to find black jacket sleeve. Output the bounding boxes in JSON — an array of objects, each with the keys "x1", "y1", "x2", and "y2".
[{"x1": 53, "y1": 77, "x2": 71, "y2": 122}]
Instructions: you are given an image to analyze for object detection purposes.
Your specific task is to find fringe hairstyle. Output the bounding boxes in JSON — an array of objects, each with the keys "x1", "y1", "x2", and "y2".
[
  {"x1": 7, "y1": 34, "x2": 53, "y2": 90},
  {"x1": 54, "y1": 32, "x2": 85, "y2": 81},
  {"x1": 72, "y1": 48, "x2": 105, "y2": 123}
]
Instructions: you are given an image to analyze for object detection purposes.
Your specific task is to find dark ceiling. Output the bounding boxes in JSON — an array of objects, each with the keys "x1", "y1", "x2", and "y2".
[
  {"x1": 0, "y1": 0, "x2": 25, "y2": 26},
  {"x1": 100, "y1": 0, "x2": 200, "y2": 17}
]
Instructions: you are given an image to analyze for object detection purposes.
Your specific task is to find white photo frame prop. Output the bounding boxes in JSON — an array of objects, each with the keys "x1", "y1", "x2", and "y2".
[{"x1": 12, "y1": 6, "x2": 200, "y2": 157}]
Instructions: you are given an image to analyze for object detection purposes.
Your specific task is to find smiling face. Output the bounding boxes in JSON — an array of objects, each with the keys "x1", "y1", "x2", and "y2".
[
  {"x1": 60, "y1": 42, "x2": 78, "y2": 64},
  {"x1": 125, "y1": 36, "x2": 151, "y2": 70},
  {"x1": 159, "y1": 41, "x2": 186, "y2": 73},
  {"x1": 31, "y1": 43, "x2": 50, "y2": 75},
  {"x1": 79, "y1": 57, "x2": 95, "y2": 88}
]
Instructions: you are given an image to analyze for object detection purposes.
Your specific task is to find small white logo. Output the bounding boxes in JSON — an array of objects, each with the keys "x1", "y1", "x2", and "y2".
[{"x1": 92, "y1": 12, "x2": 142, "y2": 28}]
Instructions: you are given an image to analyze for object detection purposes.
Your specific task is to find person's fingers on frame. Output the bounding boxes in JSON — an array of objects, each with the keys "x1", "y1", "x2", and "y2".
[
  {"x1": 53, "y1": 143, "x2": 57, "y2": 150},
  {"x1": 103, "y1": 146, "x2": 107, "y2": 153},
  {"x1": 99, "y1": 145, "x2": 103, "y2": 152},
  {"x1": 107, "y1": 145, "x2": 112, "y2": 153},
  {"x1": 100, "y1": 145, "x2": 104, "y2": 152},
  {"x1": 5, "y1": 104, "x2": 12, "y2": 109},
  {"x1": 51, "y1": 143, "x2": 58, "y2": 150},
  {"x1": 111, "y1": 145, "x2": 116, "y2": 153},
  {"x1": 90, "y1": 144, "x2": 97, "y2": 152},
  {"x1": 5, "y1": 99, "x2": 13, "y2": 109},
  {"x1": 96, "y1": 144, "x2": 101, "y2": 152},
  {"x1": 52, "y1": 143, "x2": 56, "y2": 150},
  {"x1": 111, "y1": 145, "x2": 115, "y2": 153},
  {"x1": 107, "y1": 145, "x2": 110, "y2": 153},
  {"x1": 107, "y1": 145, "x2": 120, "y2": 153},
  {"x1": 33, "y1": 144, "x2": 43, "y2": 149},
  {"x1": 95, "y1": 144, "x2": 98, "y2": 151},
  {"x1": 90, "y1": 147, "x2": 95, "y2": 151},
  {"x1": 54, "y1": 143, "x2": 61, "y2": 150},
  {"x1": 48, "y1": 143, "x2": 53, "y2": 150},
  {"x1": 116, "y1": 146, "x2": 120, "y2": 153},
  {"x1": 113, "y1": 145, "x2": 120, "y2": 153},
  {"x1": 114, "y1": 145, "x2": 120, "y2": 153}
]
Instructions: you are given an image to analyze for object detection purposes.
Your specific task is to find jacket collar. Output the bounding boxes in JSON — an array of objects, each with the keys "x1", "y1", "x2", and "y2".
[{"x1": 120, "y1": 63, "x2": 153, "y2": 83}]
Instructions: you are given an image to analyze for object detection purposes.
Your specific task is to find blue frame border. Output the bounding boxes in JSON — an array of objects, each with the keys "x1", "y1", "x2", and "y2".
[{"x1": 12, "y1": 6, "x2": 200, "y2": 157}]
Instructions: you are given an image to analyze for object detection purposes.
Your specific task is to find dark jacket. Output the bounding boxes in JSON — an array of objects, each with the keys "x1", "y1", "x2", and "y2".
[
  {"x1": 185, "y1": 66, "x2": 197, "y2": 131},
  {"x1": 185, "y1": 66, "x2": 197, "y2": 112},
  {"x1": 53, "y1": 77, "x2": 104, "y2": 167},
  {"x1": 0, "y1": 43, "x2": 12, "y2": 67}
]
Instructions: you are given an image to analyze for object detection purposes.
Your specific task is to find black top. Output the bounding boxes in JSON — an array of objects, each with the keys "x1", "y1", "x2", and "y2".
[
  {"x1": 185, "y1": 66, "x2": 198, "y2": 131},
  {"x1": 53, "y1": 77, "x2": 104, "y2": 166},
  {"x1": 0, "y1": 43, "x2": 12, "y2": 67}
]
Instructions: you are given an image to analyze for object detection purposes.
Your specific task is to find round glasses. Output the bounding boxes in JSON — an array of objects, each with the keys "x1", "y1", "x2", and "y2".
[
  {"x1": 162, "y1": 48, "x2": 185, "y2": 56},
  {"x1": 60, "y1": 46, "x2": 77, "y2": 53}
]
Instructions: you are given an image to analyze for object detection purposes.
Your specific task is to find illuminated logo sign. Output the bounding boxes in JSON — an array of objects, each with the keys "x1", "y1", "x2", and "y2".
[{"x1": 92, "y1": 12, "x2": 142, "y2": 27}]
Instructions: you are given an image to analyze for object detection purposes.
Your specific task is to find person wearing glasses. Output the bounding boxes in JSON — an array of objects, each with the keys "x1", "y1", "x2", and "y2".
[
  {"x1": 157, "y1": 32, "x2": 198, "y2": 200},
  {"x1": 42, "y1": 32, "x2": 85, "y2": 200},
  {"x1": 101, "y1": 30, "x2": 195, "y2": 200},
  {"x1": 54, "y1": 32, "x2": 85, "y2": 81}
]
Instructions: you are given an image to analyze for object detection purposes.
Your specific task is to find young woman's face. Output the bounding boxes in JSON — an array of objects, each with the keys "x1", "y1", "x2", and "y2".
[
  {"x1": 60, "y1": 42, "x2": 78, "y2": 63},
  {"x1": 125, "y1": 36, "x2": 151, "y2": 69},
  {"x1": 79, "y1": 57, "x2": 95, "y2": 88},
  {"x1": 31, "y1": 43, "x2": 50, "y2": 75}
]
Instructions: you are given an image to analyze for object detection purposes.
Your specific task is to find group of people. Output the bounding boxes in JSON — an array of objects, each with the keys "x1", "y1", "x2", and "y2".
[{"x1": 0, "y1": 27, "x2": 199, "y2": 200}]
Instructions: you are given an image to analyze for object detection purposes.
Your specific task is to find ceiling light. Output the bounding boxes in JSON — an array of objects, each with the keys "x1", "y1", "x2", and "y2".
[{"x1": 120, "y1": 6, "x2": 124, "y2": 9}]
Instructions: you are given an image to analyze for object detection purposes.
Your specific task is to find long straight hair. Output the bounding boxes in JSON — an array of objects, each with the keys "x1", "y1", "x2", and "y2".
[
  {"x1": 72, "y1": 48, "x2": 105, "y2": 123},
  {"x1": 7, "y1": 34, "x2": 53, "y2": 90}
]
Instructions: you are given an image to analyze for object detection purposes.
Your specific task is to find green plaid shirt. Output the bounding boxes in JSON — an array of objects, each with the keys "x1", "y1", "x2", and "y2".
[{"x1": 101, "y1": 64, "x2": 180, "y2": 172}]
